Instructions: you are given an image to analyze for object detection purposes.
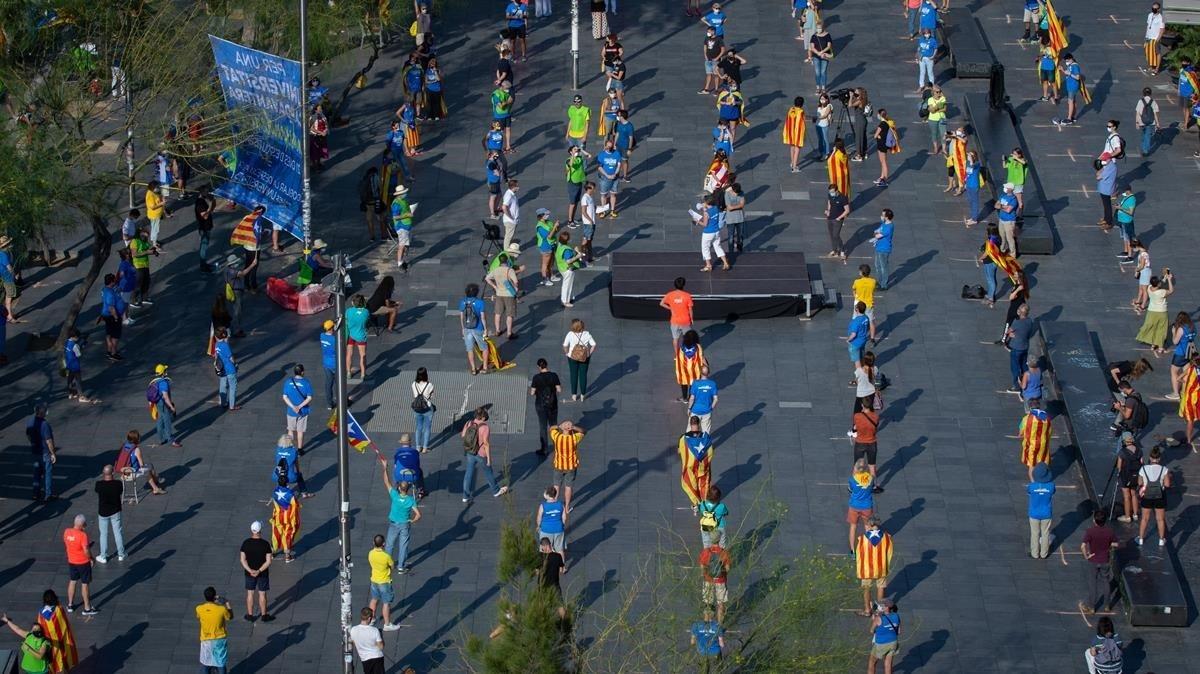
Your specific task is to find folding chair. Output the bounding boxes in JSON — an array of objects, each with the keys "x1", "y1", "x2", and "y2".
[{"x1": 120, "y1": 467, "x2": 143, "y2": 505}]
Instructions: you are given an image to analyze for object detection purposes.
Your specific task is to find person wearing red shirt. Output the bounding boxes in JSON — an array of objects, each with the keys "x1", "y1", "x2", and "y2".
[
  {"x1": 659, "y1": 277, "x2": 695, "y2": 348},
  {"x1": 1079, "y1": 510, "x2": 1119, "y2": 614},
  {"x1": 62, "y1": 515, "x2": 98, "y2": 615}
]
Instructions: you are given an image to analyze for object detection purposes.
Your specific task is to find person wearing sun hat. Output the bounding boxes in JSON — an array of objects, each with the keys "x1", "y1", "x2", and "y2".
[
  {"x1": 0, "y1": 234, "x2": 18, "y2": 323},
  {"x1": 149, "y1": 364, "x2": 181, "y2": 447},
  {"x1": 320, "y1": 319, "x2": 338, "y2": 409},
  {"x1": 302, "y1": 238, "x2": 331, "y2": 284},
  {"x1": 486, "y1": 242, "x2": 523, "y2": 340},
  {"x1": 391, "y1": 184, "x2": 414, "y2": 270},
  {"x1": 1027, "y1": 462, "x2": 1055, "y2": 559}
]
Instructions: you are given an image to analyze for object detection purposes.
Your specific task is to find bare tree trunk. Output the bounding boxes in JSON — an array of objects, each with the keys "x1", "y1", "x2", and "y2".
[
  {"x1": 332, "y1": 42, "x2": 381, "y2": 122},
  {"x1": 54, "y1": 214, "x2": 111, "y2": 353}
]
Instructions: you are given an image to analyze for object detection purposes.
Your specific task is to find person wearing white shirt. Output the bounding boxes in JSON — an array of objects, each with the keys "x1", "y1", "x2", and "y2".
[
  {"x1": 579, "y1": 182, "x2": 598, "y2": 261},
  {"x1": 562, "y1": 319, "x2": 597, "y2": 402},
  {"x1": 1102, "y1": 120, "x2": 1124, "y2": 159},
  {"x1": 1134, "y1": 87, "x2": 1161, "y2": 156},
  {"x1": 501, "y1": 179, "x2": 521, "y2": 249},
  {"x1": 1145, "y1": 3, "x2": 1165, "y2": 75},
  {"x1": 350, "y1": 607, "x2": 386, "y2": 674}
]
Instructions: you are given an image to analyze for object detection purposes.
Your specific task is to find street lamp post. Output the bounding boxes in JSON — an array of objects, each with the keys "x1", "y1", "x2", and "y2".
[
  {"x1": 328, "y1": 253, "x2": 354, "y2": 673},
  {"x1": 299, "y1": 0, "x2": 313, "y2": 250},
  {"x1": 571, "y1": 0, "x2": 580, "y2": 89}
]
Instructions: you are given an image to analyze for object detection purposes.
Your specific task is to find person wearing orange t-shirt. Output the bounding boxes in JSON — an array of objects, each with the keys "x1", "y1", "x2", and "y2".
[
  {"x1": 62, "y1": 515, "x2": 97, "y2": 615},
  {"x1": 659, "y1": 277, "x2": 695, "y2": 348}
]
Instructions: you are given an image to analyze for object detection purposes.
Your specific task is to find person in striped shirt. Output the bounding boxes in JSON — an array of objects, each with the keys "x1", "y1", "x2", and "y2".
[{"x1": 549, "y1": 420, "x2": 586, "y2": 513}]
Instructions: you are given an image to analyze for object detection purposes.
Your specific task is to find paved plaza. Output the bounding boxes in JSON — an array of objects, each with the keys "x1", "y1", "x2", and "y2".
[{"x1": 2, "y1": 0, "x2": 1200, "y2": 671}]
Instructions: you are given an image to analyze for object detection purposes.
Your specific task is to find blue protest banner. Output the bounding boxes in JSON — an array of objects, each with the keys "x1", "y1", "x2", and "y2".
[{"x1": 208, "y1": 36, "x2": 304, "y2": 240}]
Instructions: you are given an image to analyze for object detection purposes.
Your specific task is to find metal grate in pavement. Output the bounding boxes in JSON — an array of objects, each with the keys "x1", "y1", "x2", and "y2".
[{"x1": 365, "y1": 370, "x2": 527, "y2": 435}]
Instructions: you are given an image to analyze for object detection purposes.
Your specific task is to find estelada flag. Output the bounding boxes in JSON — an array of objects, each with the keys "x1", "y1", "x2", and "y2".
[
  {"x1": 782, "y1": 106, "x2": 806, "y2": 148},
  {"x1": 675, "y1": 343, "x2": 706, "y2": 386},
  {"x1": 1078, "y1": 76, "x2": 1092, "y2": 106},
  {"x1": 983, "y1": 238, "x2": 1022, "y2": 283},
  {"x1": 678, "y1": 432, "x2": 713, "y2": 506},
  {"x1": 1045, "y1": 0, "x2": 1068, "y2": 53},
  {"x1": 855, "y1": 529, "x2": 893, "y2": 580},
  {"x1": 270, "y1": 485, "x2": 301, "y2": 552},
  {"x1": 37, "y1": 604, "x2": 78, "y2": 673},
  {"x1": 951, "y1": 137, "x2": 968, "y2": 183},
  {"x1": 205, "y1": 324, "x2": 216, "y2": 357},
  {"x1": 327, "y1": 408, "x2": 374, "y2": 454},
  {"x1": 229, "y1": 211, "x2": 260, "y2": 248},
  {"x1": 826, "y1": 148, "x2": 850, "y2": 199},
  {"x1": 1019, "y1": 408, "x2": 1052, "y2": 468},
  {"x1": 1179, "y1": 365, "x2": 1200, "y2": 422}
]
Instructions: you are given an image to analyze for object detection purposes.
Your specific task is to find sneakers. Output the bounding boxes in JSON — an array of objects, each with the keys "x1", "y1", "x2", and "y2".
[
  {"x1": 1116, "y1": 516, "x2": 1131, "y2": 523},
  {"x1": 1006, "y1": 386, "x2": 1021, "y2": 394},
  {"x1": 551, "y1": 274, "x2": 562, "y2": 281},
  {"x1": 244, "y1": 614, "x2": 256, "y2": 622},
  {"x1": 81, "y1": 607, "x2": 98, "y2": 616},
  {"x1": 383, "y1": 622, "x2": 402, "y2": 632},
  {"x1": 260, "y1": 614, "x2": 276, "y2": 623},
  {"x1": 1159, "y1": 538, "x2": 1166, "y2": 547},
  {"x1": 462, "y1": 497, "x2": 471, "y2": 503},
  {"x1": 873, "y1": 179, "x2": 888, "y2": 187},
  {"x1": 1136, "y1": 536, "x2": 1143, "y2": 546},
  {"x1": 493, "y1": 486, "x2": 510, "y2": 497},
  {"x1": 118, "y1": 555, "x2": 126, "y2": 562},
  {"x1": 1165, "y1": 393, "x2": 1180, "y2": 400},
  {"x1": 95, "y1": 555, "x2": 108, "y2": 564},
  {"x1": 397, "y1": 566, "x2": 411, "y2": 575},
  {"x1": 141, "y1": 298, "x2": 154, "y2": 305}
]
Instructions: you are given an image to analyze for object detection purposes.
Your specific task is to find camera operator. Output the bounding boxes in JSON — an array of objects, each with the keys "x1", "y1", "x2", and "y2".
[{"x1": 849, "y1": 88, "x2": 871, "y2": 161}]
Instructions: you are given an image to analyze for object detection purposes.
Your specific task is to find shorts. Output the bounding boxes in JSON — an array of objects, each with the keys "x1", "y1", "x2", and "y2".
[
  {"x1": 670, "y1": 324, "x2": 692, "y2": 341},
  {"x1": 582, "y1": 222, "x2": 596, "y2": 240},
  {"x1": 463, "y1": 328, "x2": 486, "y2": 352},
  {"x1": 348, "y1": 337, "x2": 367, "y2": 346},
  {"x1": 1012, "y1": 184, "x2": 1024, "y2": 194},
  {"x1": 599, "y1": 177, "x2": 616, "y2": 195},
  {"x1": 244, "y1": 572, "x2": 270, "y2": 591},
  {"x1": 702, "y1": 581, "x2": 729, "y2": 604},
  {"x1": 1120, "y1": 474, "x2": 1140, "y2": 490},
  {"x1": 539, "y1": 531, "x2": 566, "y2": 553},
  {"x1": 849, "y1": 343, "x2": 864, "y2": 363},
  {"x1": 1140, "y1": 496, "x2": 1166, "y2": 510},
  {"x1": 567, "y1": 136, "x2": 587, "y2": 149},
  {"x1": 1118, "y1": 220, "x2": 1134, "y2": 242},
  {"x1": 489, "y1": 181, "x2": 502, "y2": 195},
  {"x1": 509, "y1": 25, "x2": 527, "y2": 39},
  {"x1": 1, "y1": 280, "x2": 18, "y2": 301},
  {"x1": 494, "y1": 116, "x2": 512, "y2": 129},
  {"x1": 272, "y1": 222, "x2": 283, "y2": 232},
  {"x1": 555, "y1": 468, "x2": 578, "y2": 487},
  {"x1": 1023, "y1": 8, "x2": 1037, "y2": 22},
  {"x1": 370, "y1": 581, "x2": 395, "y2": 604},
  {"x1": 863, "y1": 306, "x2": 875, "y2": 323},
  {"x1": 1138, "y1": 267, "x2": 1151, "y2": 285},
  {"x1": 705, "y1": 60, "x2": 717, "y2": 74},
  {"x1": 103, "y1": 315, "x2": 123, "y2": 339},
  {"x1": 1039, "y1": 69, "x2": 1055, "y2": 83},
  {"x1": 567, "y1": 181, "x2": 583, "y2": 204},
  {"x1": 1064, "y1": 88, "x2": 1078, "y2": 102},
  {"x1": 608, "y1": 78, "x2": 625, "y2": 91},
  {"x1": 853, "y1": 442, "x2": 879, "y2": 465},
  {"x1": 68, "y1": 563, "x2": 92, "y2": 584},
  {"x1": 860, "y1": 577, "x2": 887, "y2": 589},
  {"x1": 395, "y1": 229, "x2": 412, "y2": 246},
  {"x1": 846, "y1": 506, "x2": 874, "y2": 525},
  {"x1": 286, "y1": 415, "x2": 309, "y2": 434},
  {"x1": 872, "y1": 641, "x2": 900, "y2": 659},
  {"x1": 1172, "y1": 353, "x2": 1189, "y2": 367},
  {"x1": 362, "y1": 657, "x2": 385, "y2": 674},
  {"x1": 495, "y1": 295, "x2": 516, "y2": 319}
]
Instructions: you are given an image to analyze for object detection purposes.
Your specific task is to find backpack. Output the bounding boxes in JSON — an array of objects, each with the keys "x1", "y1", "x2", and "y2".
[
  {"x1": 1128, "y1": 393, "x2": 1149, "y2": 430},
  {"x1": 1142, "y1": 465, "x2": 1165, "y2": 500},
  {"x1": 698, "y1": 503, "x2": 719, "y2": 532},
  {"x1": 146, "y1": 378, "x2": 164, "y2": 404},
  {"x1": 1139, "y1": 100, "x2": 1155, "y2": 127},
  {"x1": 114, "y1": 444, "x2": 132, "y2": 472},
  {"x1": 918, "y1": 97, "x2": 929, "y2": 119},
  {"x1": 1111, "y1": 134, "x2": 1126, "y2": 159},
  {"x1": 411, "y1": 383, "x2": 431, "y2": 413},
  {"x1": 874, "y1": 369, "x2": 890, "y2": 391},
  {"x1": 704, "y1": 550, "x2": 727, "y2": 580},
  {"x1": 462, "y1": 298, "x2": 479, "y2": 330},
  {"x1": 462, "y1": 421, "x2": 481, "y2": 455},
  {"x1": 1093, "y1": 636, "x2": 1122, "y2": 668},
  {"x1": 961, "y1": 284, "x2": 987, "y2": 300}
]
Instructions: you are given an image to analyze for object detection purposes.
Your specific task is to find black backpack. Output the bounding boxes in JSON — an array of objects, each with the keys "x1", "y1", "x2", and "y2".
[
  {"x1": 411, "y1": 383, "x2": 431, "y2": 413},
  {"x1": 1128, "y1": 393, "x2": 1149, "y2": 430},
  {"x1": 1139, "y1": 100, "x2": 1155, "y2": 127},
  {"x1": 462, "y1": 298, "x2": 479, "y2": 330},
  {"x1": 1142, "y1": 466, "x2": 1165, "y2": 500}
]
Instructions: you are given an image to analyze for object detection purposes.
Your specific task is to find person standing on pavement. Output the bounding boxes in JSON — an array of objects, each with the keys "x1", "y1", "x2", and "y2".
[
  {"x1": 675, "y1": 329, "x2": 706, "y2": 402},
  {"x1": 149, "y1": 364, "x2": 181, "y2": 447},
  {"x1": 873, "y1": 207, "x2": 892, "y2": 285},
  {"x1": 505, "y1": 0, "x2": 528, "y2": 61},
  {"x1": 1135, "y1": 272, "x2": 1174, "y2": 356},
  {"x1": 129, "y1": 227, "x2": 158, "y2": 307},
  {"x1": 783, "y1": 97, "x2": 807, "y2": 173},
  {"x1": 577, "y1": 183, "x2": 597, "y2": 270},
  {"x1": 691, "y1": 608, "x2": 725, "y2": 660},
  {"x1": 679, "y1": 416, "x2": 715, "y2": 509},
  {"x1": 63, "y1": 515, "x2": 97, "y2": 615},
  {"x1": 596, "y1": 139, "x2": 622, "y2": 220},
  {"x1": 845, "y1": 302, "x2": 871, "y2": 379},
  {"x1": 351, "y1": 607, "x2": 387, "y2": 673},
  {"x1": 99, "y1": 274, "x2": 126, "y2": 361},
  {"x1": 687, "y1": 366, "x2": 719, "y2": 433},
  {"x1": 380, "y1": 461, "x2": 421, "y2": 573},
  {"x1": 1004, "y1": 148, "x2": 1028, "y2": 216},
  {"x1": 1145, "y1": 2, "x2": 1165, "y2": 75},
  {"x1": 1, "y1": 615, "x2": 49, "y2": 674},
  {"x1": 195, "y1": 587, "x2": 232, "y2": 674},
  {"x1": 27, "y1": 404, "x2": 57, "y2": 501},
  {"x1": 549, "y1": 420, "x2": 585, "y2": 513},
  {"x1": 1136, "y1": 445, "x2": 1171, "y2": 547},
  {"x1": 997, "y1": 183, "x2": 1020, "y2": 255},
  {"x1": 274, "y1": 434, "x2": 312, "y2": 498},
  {"x1": 320, "y1": 320, "x2": 337, "y2": 409},
  {"x1": 825, "y1": 184, "x2": 851, "y2": 262},
  {"x1": 486, "y1": 151, "x2": 504, "y2": 219},
  {"x1": 556, "y1": 231, "x2": 583, "y2": 308},
  {"x1": 565, "y1": 95, "x2": 591, "y2": 150},
  {"x1": 501, "y1": 179, "x2": 521, "y2": 250},
  {"x1": 809, "y1": 23, "x2": 833, "y2": 96},
  {"x1": 144, "y1": 181, "x2": 166, "y2": 247},
  {"x1": 268, "y1": 473, "x2": 301, "y2": 564},
  {"x1": 282, "y1": 365, "x2": 314, "y2": 453},
  {"x1": 461, "y1": 407, "x2": 509, "y2": 503},
  {"x1": 460, "y1": 284, "x2": 490, "y2": 375},
  {"x1": 116, "y1": 248, "x2": 137, "y2": 319},
  {"x1": 530, "y1": 358, "x2": 562, "y2": 457},
  {"x1": 535, "y1": 209, "x2": 561, "y2": 287},
  {"x1": 1084, "y1": 616, "x2": 1124, "y2": 674},
  {"x1": 62, "y1": 328, "x2": 89, "y2": 404},
  {"x1": 1135, "y1": 88, "x2": 1161, "y2": 157},
  {"x1": 537, "y1": 486, "x2": 568, "y2": 561},
  {"x1": 213, "y1": 328, "x2": 239, "y2": 411},
  {"x1": 486, "y1": 247, "x2": 522, "y2": 339},
  {"x1": 926, "y1": 86, "x2": 947, "y2": 155},
  {"x1": 855, "y1": 516, "x2": 893, "y2": 617},
  {"x1": 699, "y1": 541, "x2": 731, "y2": 623},
  {"x1": 660, "y1": 277, "x2": 695, "y2": 348},
  {"x1": 565, "y1": 146, "x2": 590, "y2": 227},
  {"x1": 345, "y1": 294, "x2": 370, "y2": 379},
  {"x1": 1027, "y1": 462, "x2": 1055, "y2": 559},
  {"x1": 1005, "y1": 303, "x2": 1035, "y2": 388},
  {"x1": 867, "y1": 598, "x2": 901, "y2": 674},
  {"x1": 700, "y1": 26, "x2": 724, "y2": 95},
  {"x1": 195, "y1": 185, "x2": 215, "y2": 271},
  {"x1": 1080, "y1": 510, "x2": 1119, "y2": 615},
  {"x1": 223, "y1": 254, "x2": 250, "y2": 338},
  {"x1": 851, "y1": 399, "x2": 882, "y2": 485},
  {"x1": 367, "y1": 535, "x2": 401, "y2": 632},
  {"x1": 695, "y1": 195, "x2": 730, "y2": 272},
  {"x1": 1096, "y1": 153, "x2": 1117, "y2": 230},
  {"x1": 852, "y1": 265, "x2": 879, "y2": 342},
  {"x1": 411, "y1": 368, "x2": 435, "y2": 453},
  {"x1": 1114, "y1": 186, "x2": 1137, "y2": 262},
  {"x1": 94, "y1": 466, "x2": 126, "y2": 564},
  {"x1": 391, "y1": 184, "x2": 414, "y2": 270},
  {"x1": 962, "y1": 151, "x2": 984, "y2": 226},
  {"x1": 847, "y1": 458, "x2": 876, "y2": 554},
  {"x1": 239, "y1": 521, "x2": 274, "y2": 622},
  {"x1": 491, "y1": 80, "x2": 515, "y2": 152},
  {"x1": 916, "y1": 28, "x2": 937, "y2": 90},
  {"x1": 1167, "y1": 313, "x2": 1197, "y2": 400}
]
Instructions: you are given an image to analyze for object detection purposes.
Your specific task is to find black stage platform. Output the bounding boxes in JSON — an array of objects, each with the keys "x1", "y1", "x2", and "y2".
[{"x1": 608, "y1": 252, "x2": 813, "y2": 320}]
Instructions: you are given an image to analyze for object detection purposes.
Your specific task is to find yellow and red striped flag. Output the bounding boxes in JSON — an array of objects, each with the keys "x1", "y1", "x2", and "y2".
[
  {"x1": 1045, "y1": 0, "x2": 1068, "y2": 53},
  {"x1": 37, "y1": 604, "x2": 78, "y2": 673},
  {"x1": 827, "y1": 147, "x2": 850, "y2": 200},
  {"x1": 984, "y1": 239, "x2": 1022, "y2": 283},
  {"x1": 674, "y1": 344, "x2": 705, "y2": 386},
  {"x1": 782, "y1": 106, "x2": 807, "y2": 148},
  {"x1": 855, "y1": 530, "x2": 894, "y2": 580},
  {"x1": 1180, "y1": 364, "x2": 1200, "y2": 422},
  {"x1": 229, "y1": 211, "x2": 260, "y2": 248},
  {"x1": 678, "y1": 432, "x2": 714, "y2": 506},
  {"x1": 270, "y1": 485, "x2": 301, "y2": 552},
  {"x1": 1019, "y1": 408, "x2": 1052, "y2": 468}
]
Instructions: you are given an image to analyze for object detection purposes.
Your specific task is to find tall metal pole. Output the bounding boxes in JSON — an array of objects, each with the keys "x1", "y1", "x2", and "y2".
[
  {"x1": 125, "y1": 72, "x2": 134, "y2": 210},
  {"x1": 332, "y1": 253, "x2": 353, "y2": 674},
  {"x1": 571, "y1": 0, "x2": 580, "y2": 89},
  {"x1": 299, "y1": 0, "x2": 313, "y2": 249}
]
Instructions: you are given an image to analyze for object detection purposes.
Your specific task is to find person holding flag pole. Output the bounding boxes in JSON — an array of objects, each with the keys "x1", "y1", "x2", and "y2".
[{"x1": 35, "y1": 590, "x2": 77, "y2": 674}]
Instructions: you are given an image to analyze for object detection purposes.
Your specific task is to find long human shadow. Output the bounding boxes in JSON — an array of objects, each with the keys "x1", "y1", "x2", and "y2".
[
  {"x1": 891, "y1": 549, "x2": 937, "y2": 602},
  {"x1": 710, "y1": 361, "x2": 744, "y2": 389},
  {"x1": 577, "y1": 398, "x2": 618, "y2": 433},
  {"x1": 577, "y1": 568, "x2": 619, "y2": 611},
  {"x1": 570, "y1": 517, "x2": 619, "y2": 562},
  {"x1": 74, "y1": 621, "x2": 147, "y2": 673},
  {"x1": 570, "y1": 456, "x2": 642, "y2": 531},
  {"x1": 586, "y1": 355, "x2": 639, "y2": 398},
  {"x1": 896, "y1": 628, "x2": 950, "y2": 671},
  {"x1": 124, "y1": 502, "x2": 203, "y2": 555},
  {"x1": 726, "y1": 518, "x2": 779, "y2": 567},
  {"x1": 883, "y1": 497, "x2": 926, "y2": 536},
  {"x1": 701, "y1": 321, "x2": 737, "y2": 347},
  {"x1": 270, "y1": 559, "x2": 338, "y2": 614},
  {"x1": 711, "y1": 402, "x2": 766, "y2": 447},
  {"x1": 0, "y1": 558, "x2": 35, "y2": 590},
  {"x1": 408, "y1": 508, "x2": 481, "y2": 566},
  {"x1": 890, "y1": 249, "x2": 938, "y2": 287},
  {"x1": 1051, "y1": 498, "x2": 1099, "y2": 554},
  {"x1": 231, "y1": 623, "x2": 311, "y2": 674},
  {"x1": 874, "y1": 337, "x2": 912, "y2": 367},
  {"x1": 93, "y1": 549, "x2": 176, "y2": 607},
  {"x1": 158, "y1": 456, "x2": 202, "y2": 487},
  {"x1": 714, "y1": 453, "x2": 762, "y2": 498},
  {"x1": 826, "y1": 59, "x2": 865, "y2": 91},
  {"x1": 396, "y1": 566, "x2": 460, "y2": 622},
  {"x1": 881, "y1": 387, "x2": 922, "y2": 425},
  {"x1": 399, "y1": 584, "x2": 500, "y2": 671},
  {"x1": 875, "y1": 435, "x2": 927, "y2": 487}
]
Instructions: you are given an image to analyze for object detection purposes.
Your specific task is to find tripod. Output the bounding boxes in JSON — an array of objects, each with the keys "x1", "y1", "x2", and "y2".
[
  {"x1": 479, "y1": 219, "x2": 502, "y2": 264},
  {"x1": 833, "y1": 99, "x2": 856, "y2": 150}
]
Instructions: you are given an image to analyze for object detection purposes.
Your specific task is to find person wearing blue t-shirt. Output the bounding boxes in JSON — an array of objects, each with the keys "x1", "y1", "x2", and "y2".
[
  {"x1": 485, "y1": 151, "x2": 504, "y2": 218},
  {"x1": 702, "y1": 4, "x2": 727, "y2": 37},
  {"x1": 459, "y1": 283, "x2": 490, "y2": 375},
  {"x1": 63, "y1": 328, "x2": 88, "y2": 402},
  {"x1": 918, "y1": 0, "x2": 938, "y2": 32},
  {"x1": 320, "y1": 320, "x2": 337, "y2": 409},
  {"x1": 916, "y1": 28, "x2": 938, "y2": 89},
  {"x1": 690, "y1": 610, "x2": 724, "y2": 657},
  {"x1": 1038, "y1": 47, "x2": 1058, "y2": 102},
  {"x1": 1178, "y1": 58, "x2": 1196, "y2": 128},
  {"x1": 712, "y1": 119, "x2": 734, "y2": 157},
  {"x1": 1027, "y1": 462, "x2": 1055, "y2": 558},
  {"x1": 1057, "y1": 52, "x2": 1082, "y2": 125},
  {"x1": 505, "y1": 1, "x2": 528, "y2": 60},
  {"x1": 282, "y1": 365, "x2": 314, "y2": 452},
  {"x1": 214, "y1": 328, "x2": 238, "y2": 410},
  {"x1": 612, "y1": 110, "x2": 635, "y2": 181},
  {"x1": 596, "y1": 140, "x2": 623, "y2": 218},
  {"x1": 274, "y1": 434, "x2": 310, "y2": 497},
  {"x1": 845, "y1": 301, "x2": 872, "y2": 368},
  {"x1": 536, "y1": 485, "x2": 567, "y2": 557},
  {"x1": 870, "y1": 209, "x2": 895, "y2": 290},
  {"x1": 869, "y1": 599, "x2": 901, "y2": 671},
  {"x1": 1021, "y1": 0, "x2": 1040, "y2": 41},
  {"x1": 695, "y1": 195, "x2": 730, "y2": 272},
  {"x1": 687, "y1": 366, "x2": 719, "y2": 433},
  {"x1": 392, "y1": 434, "x2": 425, "y2": 496},
  {"x1": 481, "y1": 121, "x2": 508, "y2": 182}
]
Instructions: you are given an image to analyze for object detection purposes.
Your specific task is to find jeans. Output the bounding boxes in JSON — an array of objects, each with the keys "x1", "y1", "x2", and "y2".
[
  {"x1": 535, "y1": 405, "x2": 558, "y2": 453},
  {"x1": 396, "y1": 152, "x2": 413, "y2": 181},
  {"x1": 816, "y1": 125, "x2": 830, "y2": 157},
  {"x1": 813, "y1": 58, "x2": 828, "y2": 89},
  {"x1": 981, "y1": 262, "x2": 997, "y2": 302},
  {"x1": 827, "y1": 218, "x2": 844, "y2": 254},
  {"x1": 149, "y1": 217, "x2": 162, "y2": 245},
  {"x1": 535, "y1": 0, "x2": 552, "y2": 15},
  {"x1": 1086, "y1": 561, "x2": 1118, "y2": 611},
  {"x1": 324, "y1": 367, "x2": 335, "y2": 408},
  {"x1": 34, "y1": 451, "x2": 52, "y2": 497},
  {"x1": 918, "y1": 56, "x2": 935, "y2": 88},
  {"x1": 1029, "y1": 517, "x2": 1051, "y2": 558},
  {"x1": 568, "y1": 358, "x2": 590, "y2": 396},
  {"x1": 1141, "y1": 124, "x2": 1155, "y2": 154},
  {"x1": 605, "y1": 0, "x2": 617, "y2": 13},
  {"x1": 219, "y1": 373, "x2": 237, "y2": 408},
  {"x1": 874, "y1": 251, "x2": 891, "y2": 289},
  {"x1": 156, "y1": 400, "x2": 174, "y2": 443},
  {"x1": 414, "y1": 410, "x2": 434, "y2": 450},
  {"x1": 99, "y1": 512, "x2": 127, "y2": 559},
  {"x1": 462, "y1": 453, "x2": 500, "y2": 499},
  {"x1": 198, "y1": 667, "x2": 227, "y2": 674},
  {"x1": 966, "y1": 185, "x2": 981, "y2": 221},
  {"x1": 198, "y1": 229, "x2": 210, "y2": 262},
  {"x1": 701, "y1": 527, "x2": 727, "y2": 549},
  {"x1": 385, "y1": 520, "x2": 411, "y2": 569},
  {"x1": 242, "y1": 248, "x2": 258, "y2": 290},
  {"x1": 906, "y1": 8, "x2": 918, "y2": 35},
  {"x1": 229, "y1": 291, "x2": 243, "y2": 333}
]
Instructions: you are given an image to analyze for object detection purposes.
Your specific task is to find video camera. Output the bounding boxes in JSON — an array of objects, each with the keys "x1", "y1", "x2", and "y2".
[{"x1": 829, "y1": 88, "x2": 854, "y2": 104}]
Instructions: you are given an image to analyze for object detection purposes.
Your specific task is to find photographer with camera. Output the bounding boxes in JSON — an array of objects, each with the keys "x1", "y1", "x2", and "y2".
[
  {"x1": 849, "y1": 88, "x2": 870, "y2": 161},
  {"x1": 867, "y1": 597, "x2": 900, "y2": 674},
  {"x1": 195, "y1": 586, "x2": 232, "y2": 673}
]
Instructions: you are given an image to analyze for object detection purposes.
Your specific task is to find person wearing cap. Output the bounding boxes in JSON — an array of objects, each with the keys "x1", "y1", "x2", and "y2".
[
  {"x1": 491, "y1": 80, "x2": 515, "y2": 152},
  {"x1": 868, "y1": 597, "x2": 901, "y2": 673},
  {"x1": 535, "y1": 209, "x2": 561, "y2": 286},
  {"x1": 1026, "y1": 462, "x2": 1055, "y2": 558},
  {"x1": 223, "y1": 252, "x2": 251, "y2": 337},
  {"x1": 0, "y1": 235, "x2": 18, "y2": 322},
  {"x1": 1116, "y1": 432, "x2": 1143, "y2": 524},
  {"x1": 564, "y1": 146, "x2": 590, "y2": 226},
  {"x1": 997, "y1": 182, "x2": 1019, "y2": 255},
  {"x1": 565, "y1": 95, "x2": 591, "y2": 150},
  {"x1": 501, "y1": 179, "x2": 521, "y2": 250},
  {"x1": 486, "y1": 245, "x2": 522, "y2": 340},
  {"x1": 150, "y1": 364, "x2": 181, "y2": 447},
  {"x1": 319, "y1": 319, "x2": 337, "y2": 409},
  {"x1": 391, "y1": 184, "x2": 414, "y2": 270},
  {"x1": 129, "y1": 227, "x2": 158, "y2": 307},
  {"x1": 1095, "y1": 152, "x2": 1117, "y2": 230},
  {"x1": 239, "y1": 521, "x2": 274, "y2": 622}
]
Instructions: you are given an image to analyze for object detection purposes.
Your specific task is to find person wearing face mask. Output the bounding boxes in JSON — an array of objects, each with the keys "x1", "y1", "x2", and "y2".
[
  {"x1": 1102, "y1": 119, "x2": 1125, "y2": 159},
  {"x1": 1055, "y1": 53, "x2": 1083, "y2": 126},
  {"x1": 1144, "y1": 3, "x2": 1165, "y2": 76},
  {"x1": 1134, "y1": 88, "x2": 1161, "y2": 157}
]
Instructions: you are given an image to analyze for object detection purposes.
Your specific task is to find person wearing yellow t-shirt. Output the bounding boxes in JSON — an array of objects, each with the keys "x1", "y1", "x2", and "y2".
[
  {"x1": 144, "y1": 182, "x2": 168, "y2": 247},
  {"x1": 851, "y1": 264, "x2": 878, "y2": 342},
  {"x1": 565, "y1": 95, "x2": 591, "y2": 149},
  {"x1": 367, "y1": 534, "x2": 401, "y2": 631},
  {"x1": 195, "y1": 586, "x2": 232, "y2": 671}
]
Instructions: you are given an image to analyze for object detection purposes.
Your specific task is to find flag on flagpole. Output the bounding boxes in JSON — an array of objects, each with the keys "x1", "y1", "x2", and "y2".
[
  {"x1": 229, "y1": 211, "x2": 260, "y2": 248},
  {"x1": 1045, "y1": 0, "x2": 1068, "y2": 53},
  {"x1": 327, "y1": 408, "x2": 374, "y2": 453}
]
